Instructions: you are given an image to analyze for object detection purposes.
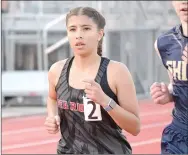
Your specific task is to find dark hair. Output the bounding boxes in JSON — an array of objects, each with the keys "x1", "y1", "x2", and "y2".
[{"x1": 66, "y1": 7, "x2": 106, "y2": 56}]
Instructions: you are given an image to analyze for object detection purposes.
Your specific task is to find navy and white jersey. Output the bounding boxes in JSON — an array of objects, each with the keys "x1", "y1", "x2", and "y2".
[{"x1": 157, "y1": 24, "x2": 188, "y2": 125}]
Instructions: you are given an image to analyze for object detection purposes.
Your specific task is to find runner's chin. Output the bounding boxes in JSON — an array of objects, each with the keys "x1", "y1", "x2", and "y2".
[{"x1": 74, "y1": 46, "x2": 89, "y2": 56}]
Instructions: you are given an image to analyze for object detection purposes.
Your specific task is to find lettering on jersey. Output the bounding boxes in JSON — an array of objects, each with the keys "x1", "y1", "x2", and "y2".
[
  {"x1": 166, "y1": 61, "x2": 188, "y2": 81},
  {"x1": 62, "y1": 101, "x2": 69, "y2": 110},
  {"x1": 70, "y1": 102, "x2": 77, "y2": 111},
  {"x1": 57, "y1": 99, "x2": 84, "y2": 112},
  {"x1": 77, "y1": 103, "x2": 84, "y2": 112},
  {"x1": 57, "y1": 99, "x2": 63, "y2": 109}
]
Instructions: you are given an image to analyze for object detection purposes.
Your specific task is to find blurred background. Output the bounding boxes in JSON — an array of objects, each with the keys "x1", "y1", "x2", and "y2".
[
  {"x1": 2, "y1": 1, "x2": 179, "y2": 154},
  {"x1": 2, "y1": 1, "x2": 179, "y2": 108}
]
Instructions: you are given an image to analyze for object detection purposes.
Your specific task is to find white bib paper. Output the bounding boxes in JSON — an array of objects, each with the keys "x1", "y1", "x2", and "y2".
[{"x1": 83, "y1": 96, "x2": 102, "y2": 121}]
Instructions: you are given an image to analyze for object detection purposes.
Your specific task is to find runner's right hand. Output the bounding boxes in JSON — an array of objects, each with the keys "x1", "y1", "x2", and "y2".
[
  {"x1": 44, "y1": 115, "x2": 60, "y2": 134},
  {"x1": 150, "y1": 82, "x2": 173, "y2": 105}
]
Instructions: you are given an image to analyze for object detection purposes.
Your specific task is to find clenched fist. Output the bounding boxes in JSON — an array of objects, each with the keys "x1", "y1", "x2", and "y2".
[
  {"x1": 150, "y1": 82, "x2": 173, "y2": 105},
  {"x1": 44, "y1": 115, "x2": 60, "y2": 134},
  {"x1": 83, "y1": 79, "x2": 109, "y2": 107}
]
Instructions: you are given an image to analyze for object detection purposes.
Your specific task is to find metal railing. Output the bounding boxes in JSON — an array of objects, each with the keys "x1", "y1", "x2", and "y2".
[
  {"x1": 43, "y1": 13, "x2": 68, "y2": 70},
  {"x1": 42, "y1": 1, "x2": 105, "y2": 70}
]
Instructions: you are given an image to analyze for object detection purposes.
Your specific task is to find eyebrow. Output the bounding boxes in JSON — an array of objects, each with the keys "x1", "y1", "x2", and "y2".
[{"x1": 68, "y1": 25, "x2": 92, "y2": 28}]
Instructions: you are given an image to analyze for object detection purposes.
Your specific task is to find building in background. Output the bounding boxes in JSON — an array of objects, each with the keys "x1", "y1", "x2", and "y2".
[{"x1": 2, "y1": 1, "x2": 179, "y2": 106}]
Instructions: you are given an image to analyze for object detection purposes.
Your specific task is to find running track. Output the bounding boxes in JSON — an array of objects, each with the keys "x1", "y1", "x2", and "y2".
[{"x1": 2, "y1": 100, "x2": 174, "y2": 154}]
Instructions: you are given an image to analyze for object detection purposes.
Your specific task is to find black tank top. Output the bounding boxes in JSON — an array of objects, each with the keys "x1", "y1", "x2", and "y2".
[{"x1": 55, "y1": 56, "x2": 131, "y2": 154}]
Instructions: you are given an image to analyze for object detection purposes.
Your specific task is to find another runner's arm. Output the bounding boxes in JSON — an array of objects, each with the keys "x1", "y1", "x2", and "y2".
[{"x1": 154, "y1": 40, "x2": 174, "y2": 99}]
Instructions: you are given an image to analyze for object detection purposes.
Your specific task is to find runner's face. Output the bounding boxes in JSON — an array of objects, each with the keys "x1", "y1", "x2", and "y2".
[
  {"x1": 67, "y1": 15, "x2": 102, "y2": 56},
  {"x1": 172, "y1": 1, "x2": 188, "y2": 23}
]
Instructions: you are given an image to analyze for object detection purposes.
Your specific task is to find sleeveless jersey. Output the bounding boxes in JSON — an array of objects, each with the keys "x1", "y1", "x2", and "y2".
[
  {"x1": 55, "y1": 56, "x2": 132, "y2": 154},
  {"x1": 157, "y1": 24, "x2": 188, "y2": 126}
]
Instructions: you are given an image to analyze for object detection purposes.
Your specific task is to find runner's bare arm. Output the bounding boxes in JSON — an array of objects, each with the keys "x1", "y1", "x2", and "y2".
[
  {"x1": 47, "y1": 59, "x2": 67, "y2": 117},
  {"x1": 106, "y1": 62, "x2": 140, "y2": 136}
]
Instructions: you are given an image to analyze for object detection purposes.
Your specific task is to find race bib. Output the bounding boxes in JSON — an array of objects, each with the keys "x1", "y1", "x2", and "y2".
[{"x1": 83, "y1": 96, "x2": 102, "y2": 121}]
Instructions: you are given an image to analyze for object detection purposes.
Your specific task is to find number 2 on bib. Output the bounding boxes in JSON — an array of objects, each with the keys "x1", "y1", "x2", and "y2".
[
  {"x1": 83, "y1": 96, "x2": 102, "y2": 121},
  {"x1": 87, "y1": 101, "x2": 98, "y2": 119}
]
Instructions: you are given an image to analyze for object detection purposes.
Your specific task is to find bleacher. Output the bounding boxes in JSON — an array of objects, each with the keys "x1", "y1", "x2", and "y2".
[{"x1": 2, "y1": 1, "x2": 178, "y2": 106}]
